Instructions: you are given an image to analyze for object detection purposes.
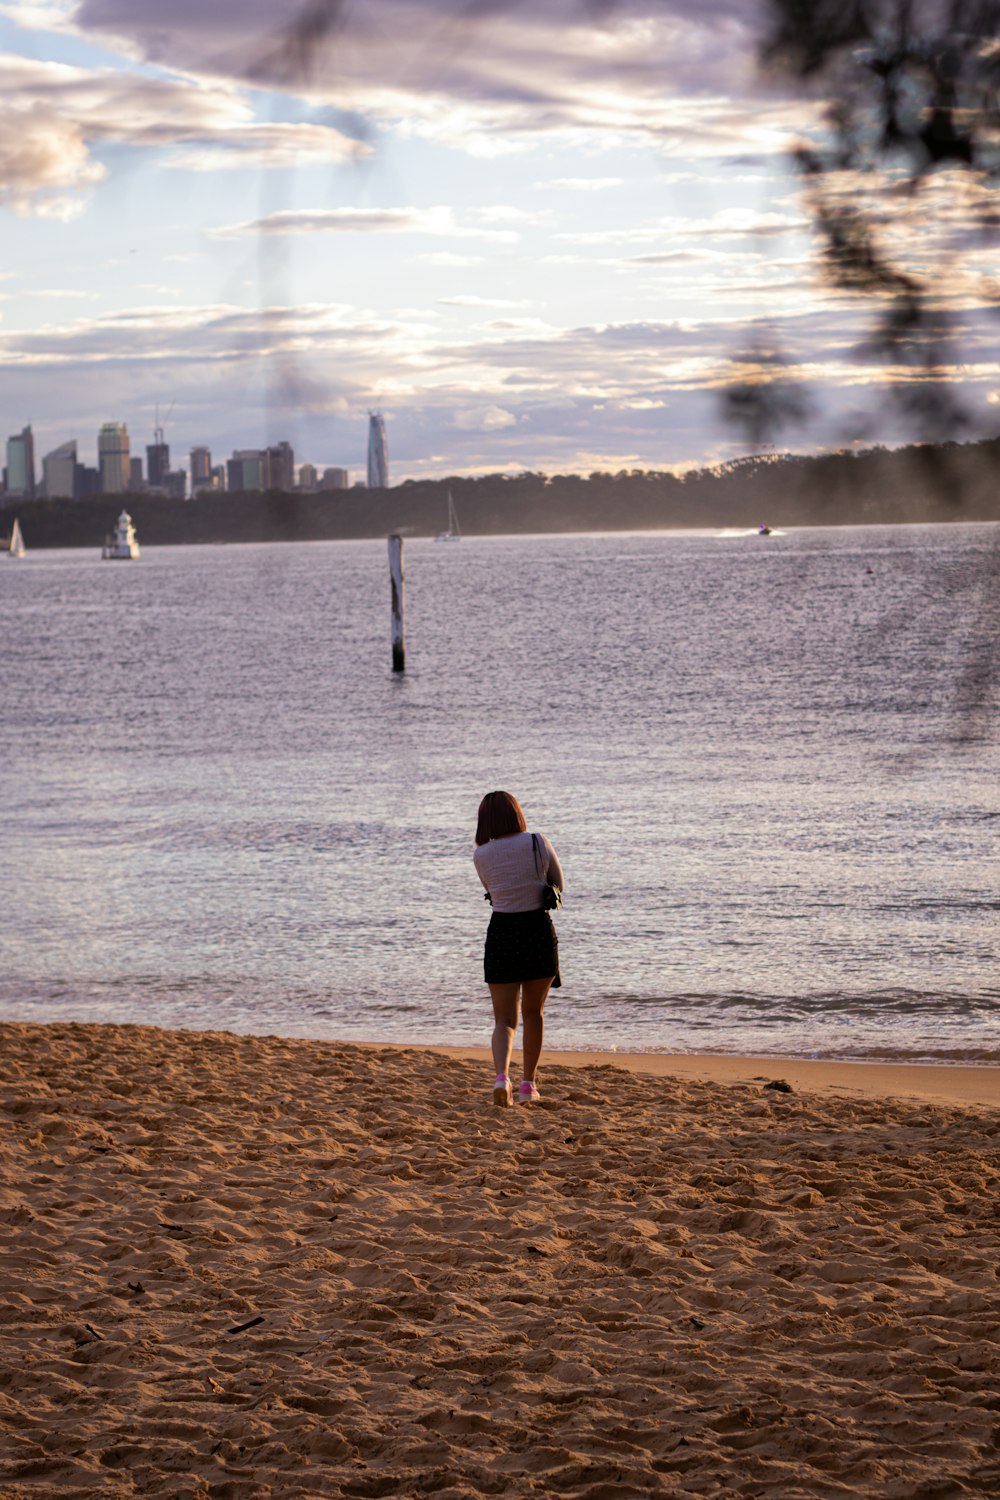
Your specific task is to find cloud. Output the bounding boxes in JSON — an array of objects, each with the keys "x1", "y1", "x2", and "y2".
[
  {"x1": 29, "y1": 191, "x2": 92, "y2": 220},
  {"x1": 4, "y1": 289, "x2": 998, "y2": 478},
  {"x1": 0, "y1": 301, "x2": 406, "y2": 373},
  {"x1": 8, "y1": 290, "x2": 991, "y2": 405},
  {"x1": 3, "y1": 4, "x2": 994, "y2": 480},
  {"x1": 37, "y1": 1, "x2": 806, "y2": 160},
  {"x1": 628, "y1": 250, "x2": 729, "y2": 265},
  {"x1": 166, "y1": 122, "x2": 370, "y2": 172},
  {"x1": 0, "y1": 49, "x2": 367, "y2": 213},
  {"x1": 454, "y1": 405, "x2": 517, "y2": 431},
  {"x1": 562, "y1": 206, "x2": 810, "y2": 247},
  {"x1": 211, "y1": 206, "x2": 519, "y2": 241},
  {"x1": 0, "y1": 97, "x2": 105, "y2": 213},
  {"x1": 25, "y1": 287, "x2": 98, "y2": 298}
]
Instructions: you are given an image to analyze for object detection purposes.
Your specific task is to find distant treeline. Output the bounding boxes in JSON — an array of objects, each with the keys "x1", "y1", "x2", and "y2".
[{"x1": 6, "y1": 437, "x2": 1000, "y2": 549}]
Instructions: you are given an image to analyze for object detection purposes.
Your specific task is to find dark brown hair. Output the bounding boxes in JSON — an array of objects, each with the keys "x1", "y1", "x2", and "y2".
[{"x1": 475, "y1": 790, "x2": 527, "y2": 846}]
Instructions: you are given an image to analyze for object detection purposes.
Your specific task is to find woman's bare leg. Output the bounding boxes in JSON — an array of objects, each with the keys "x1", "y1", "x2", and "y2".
[
  {"x1": 488, "y1": 983, "x2": 520, "y2": 1080},
  {"x1": 520, "y1": 977, "x2": 554, "y2": 1083}
]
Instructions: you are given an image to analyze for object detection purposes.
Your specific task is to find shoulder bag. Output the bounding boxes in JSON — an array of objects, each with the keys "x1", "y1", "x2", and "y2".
[{"x1": 532, "y1": 833, "x2": 562, "y2": 910}]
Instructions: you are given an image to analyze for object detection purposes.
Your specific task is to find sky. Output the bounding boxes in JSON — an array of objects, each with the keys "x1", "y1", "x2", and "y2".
[{"x1": 0, "y1": 0, "x2": 997, "y2": 483}]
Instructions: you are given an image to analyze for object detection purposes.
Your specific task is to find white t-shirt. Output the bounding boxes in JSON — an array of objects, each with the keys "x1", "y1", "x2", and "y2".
[{"x1": 474, "y1": 831, "x2": 564, "y2": 914}]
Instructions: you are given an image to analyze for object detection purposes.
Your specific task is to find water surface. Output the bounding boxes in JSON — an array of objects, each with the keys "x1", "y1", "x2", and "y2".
[{"x1": 3, "y1": 525, "x2": 998, "y2": 1062}]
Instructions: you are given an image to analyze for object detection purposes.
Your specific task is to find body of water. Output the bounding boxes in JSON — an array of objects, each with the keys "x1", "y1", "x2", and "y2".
[{"x1": 2, "y1": 525, "x2": 998, "y2": 1063}]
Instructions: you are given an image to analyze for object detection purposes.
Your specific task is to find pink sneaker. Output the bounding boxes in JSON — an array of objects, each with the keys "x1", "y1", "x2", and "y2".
[
  {"x1": 518, "y1": 1080, "x2": 541, "y2": 1104},
  {"x1": 493, "y1": 1075, "x2": 512, "y2": 1108}
]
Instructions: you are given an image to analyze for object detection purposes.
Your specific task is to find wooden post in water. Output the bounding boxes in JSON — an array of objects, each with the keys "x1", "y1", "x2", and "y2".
[{"x1": 388, "y1": 533, "x2": 406, "y2": 673}]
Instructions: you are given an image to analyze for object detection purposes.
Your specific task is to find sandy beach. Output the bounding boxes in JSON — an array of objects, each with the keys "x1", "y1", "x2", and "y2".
[{"x1": 1, "y1": 1022, "x2": 998, "y2": 1499}]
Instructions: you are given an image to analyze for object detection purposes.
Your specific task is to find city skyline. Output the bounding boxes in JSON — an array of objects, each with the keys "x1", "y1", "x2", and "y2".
[
  {"x1": 0, "y1": 4, "x2": 997, "y2": 479},
  {"x1": 2, "y1": 418, "x2": 358, "y2": 498}
]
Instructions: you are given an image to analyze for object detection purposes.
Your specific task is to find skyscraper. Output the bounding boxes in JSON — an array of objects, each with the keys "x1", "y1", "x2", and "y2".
[
  {"x1": 367, "y1": 412, "x2": 388, "y2": 489},
  {"x1": 146, "y1": 439, "x2": 170, "y2": 487},
  {"x1": 98, "y1": 422, "x2": 130, "y2": 494},
  {"x1": 77, "y1": 465, "x2": 100, "y2": 497},
  {"x1": 267, "y1": 441, "x2": 294, "y2": 492},
  {"x1": 227, "y1": 449, "x2": 269, "y2": 492},
  {"x1": 190, "y1": 446, "x2": 212, "y2": 494},
  {"x1": 5, "y1": 426, "x2": 36, "y2": 498},
  {"x1": 42, "y1": 440, "x2": 77, "y2": 499}
]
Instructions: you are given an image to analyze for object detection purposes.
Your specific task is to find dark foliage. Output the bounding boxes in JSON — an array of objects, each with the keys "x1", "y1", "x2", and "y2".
[
  {"x1": 726, "y1": 0, "x2": 1000, "y2": 451},
  {"x1": 9, "y1": 437, "x2": 1000, "y2": 549}
]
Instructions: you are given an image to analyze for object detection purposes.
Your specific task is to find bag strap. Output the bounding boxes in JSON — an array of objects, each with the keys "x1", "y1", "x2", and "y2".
[{"x1": 531, "y1": 832, "x2": 545, "y2": 880}]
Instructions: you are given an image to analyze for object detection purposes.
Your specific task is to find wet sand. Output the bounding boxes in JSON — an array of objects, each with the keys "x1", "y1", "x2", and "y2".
[
  {"x1": 434, "y1": 1046, "x2": 1000, "y2": 1109},
  {"x1": 1, "y1": 1021, "x2": 998, "y2": 1498}
]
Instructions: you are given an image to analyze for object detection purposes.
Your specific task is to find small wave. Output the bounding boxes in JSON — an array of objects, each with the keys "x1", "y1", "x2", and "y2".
[
  {"x1": 874, "y1": 898, "x2": 1000, "y2": 913},
  {"x1": 584, "y1": 988, "x2": 1000, "y2": 1017}
]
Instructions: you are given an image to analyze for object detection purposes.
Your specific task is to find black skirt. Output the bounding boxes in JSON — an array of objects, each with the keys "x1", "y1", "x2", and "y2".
[{"x1": 484, "y1": 909, "x2": 561, "y2": 987}]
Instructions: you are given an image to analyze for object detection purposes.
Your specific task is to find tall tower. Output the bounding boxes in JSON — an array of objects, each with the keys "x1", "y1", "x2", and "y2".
[
  {"x1": 147, "y1": 434, "x2": 170, "y2": 487},
  {"x1": 267, "y1": 440, "x2": 294, "y2": 492},
  {"x1": 98, "y1": 422, "x2": 130, "y2": 494},
  {"x1": 42, "y1": 439, "x2": 77, "y2": 499},
  {"x1": 190, "y1": 446, "x2": 212, "y2": 494},
  {"x1": 367, "y1": 411, "x2": 388, "y2": 489},
  {"x1": 5, "y1": 426, "x2": 36, "y2": 498}
]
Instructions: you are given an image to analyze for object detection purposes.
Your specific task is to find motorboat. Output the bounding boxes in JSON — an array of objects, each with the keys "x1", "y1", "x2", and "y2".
[{"x1": 102, "y1": 510, "x2": 141, "y2": 560}]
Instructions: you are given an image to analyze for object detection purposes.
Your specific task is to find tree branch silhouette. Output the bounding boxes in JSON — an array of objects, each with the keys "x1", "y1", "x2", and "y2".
[{"x1": 725, "y1": 0, "x2": 1000, "y2": 452}]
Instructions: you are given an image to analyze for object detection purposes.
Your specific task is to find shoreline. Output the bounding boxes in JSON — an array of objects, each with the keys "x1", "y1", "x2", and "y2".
[
  {"x1": 389, "y1": 1041, "x2": 1000, "y2": 1110},
  {"x1": 2, "y1": 1017, "x2": 996, "y2": 1107}
]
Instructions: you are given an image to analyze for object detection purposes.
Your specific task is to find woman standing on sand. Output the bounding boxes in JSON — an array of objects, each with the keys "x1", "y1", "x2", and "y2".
[{"x1": 474, "y1": 790, "x2": 565, "y2": 1108}]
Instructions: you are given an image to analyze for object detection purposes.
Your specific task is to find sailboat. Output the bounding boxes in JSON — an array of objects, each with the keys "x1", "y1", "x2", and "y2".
[
  {"x1": 5, "y1": 517, "x2": 25, "y2": 558},
  {"x1": 434, "y1": 491, "x2": 461, "y2": 543}
]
